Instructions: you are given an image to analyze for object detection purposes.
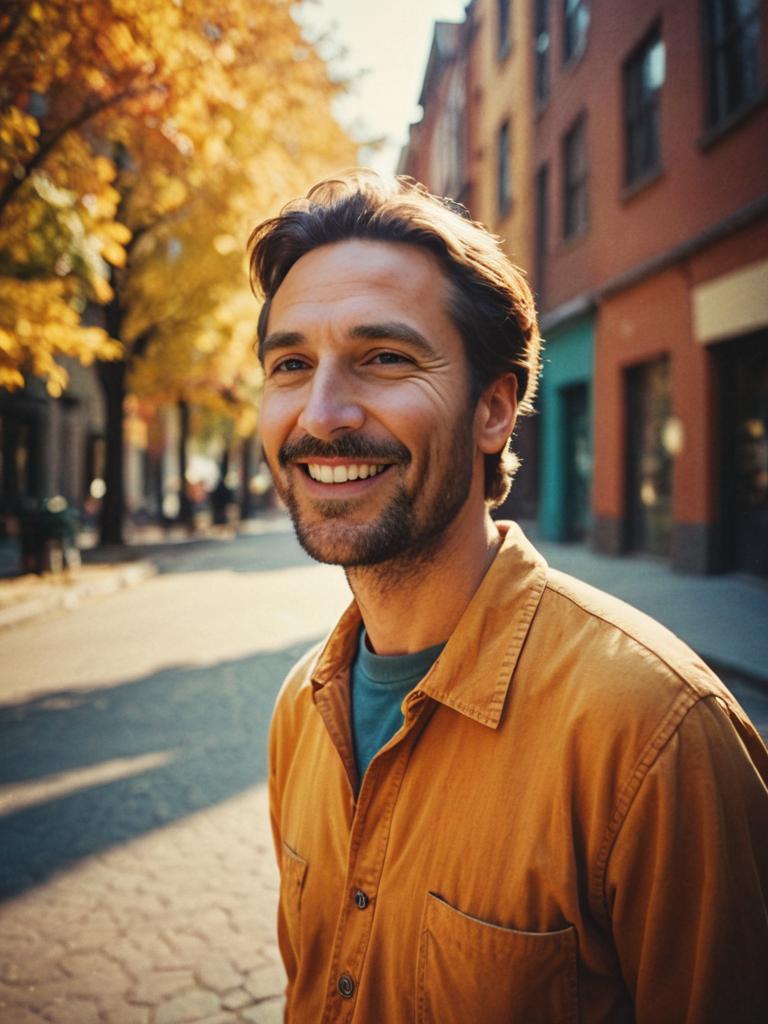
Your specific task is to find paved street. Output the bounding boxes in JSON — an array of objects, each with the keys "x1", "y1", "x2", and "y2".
[
  {"x1": 1, "y1": 520, "x2": 766, "y2": 1024},
  {"x1": 0, "y1": 522, "x2": 352, "y2": 1024}
]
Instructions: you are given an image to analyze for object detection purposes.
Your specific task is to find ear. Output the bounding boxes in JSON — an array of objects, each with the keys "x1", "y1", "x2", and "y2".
[{"x1": 475, "y1": 373, "x2": 518, "y2": 454}]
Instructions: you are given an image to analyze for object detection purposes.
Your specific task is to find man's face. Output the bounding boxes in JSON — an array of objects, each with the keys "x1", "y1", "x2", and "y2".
[{"x1": 259, "y1": 239, "x2": 486, "y2": 568}]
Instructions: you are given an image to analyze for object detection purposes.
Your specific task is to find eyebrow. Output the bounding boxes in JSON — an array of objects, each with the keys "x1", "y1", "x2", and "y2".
[
  {"x1": 262, "y1": 321, "x2": 438, "y2": 366},
  {"x1": 261, "y1": 331, "x2": 305, "y2": 360},
  {"x1": 350, "y1": 322, "x2": 439, "y2": 359},
  {"x1": 261, "y1": 321, "x2": 438, "y2": 362}
]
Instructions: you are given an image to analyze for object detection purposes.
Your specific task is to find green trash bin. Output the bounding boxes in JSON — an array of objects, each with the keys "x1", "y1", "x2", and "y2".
[{"x1": 18, "y1": 497, "x2": 80, "y2": 574}]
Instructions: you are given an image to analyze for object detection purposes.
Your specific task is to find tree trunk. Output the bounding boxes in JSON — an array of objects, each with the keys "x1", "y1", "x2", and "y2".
[
  {"x1": 177, "y1": 399, "x2": 194, "y2": 531},
  {"x1": 97, "y1": 359, "x2": 127, "y2": 545}
]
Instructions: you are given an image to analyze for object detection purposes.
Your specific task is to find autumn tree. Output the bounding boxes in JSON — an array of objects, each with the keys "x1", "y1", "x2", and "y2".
[{"x1": 1, "y1": 0, "x2": 355, "y2": 540}]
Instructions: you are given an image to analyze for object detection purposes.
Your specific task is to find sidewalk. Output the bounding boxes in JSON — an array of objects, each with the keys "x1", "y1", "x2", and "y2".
[
  {"x1": 0, "y1": 515, "x2": 289, "y2": 634},
  {"x1": 2, "y1": 515, "x2": 766, "y2": 686}
]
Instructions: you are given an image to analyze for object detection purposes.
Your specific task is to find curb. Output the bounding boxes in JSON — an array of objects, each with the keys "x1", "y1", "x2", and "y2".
[{"x1": 0, "y1": 560, "x2": 158, "y2": 632}]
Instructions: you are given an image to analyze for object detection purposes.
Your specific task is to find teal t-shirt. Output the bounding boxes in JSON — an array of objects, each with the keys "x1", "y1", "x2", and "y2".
[{"x1": 351, "y1": 627, "x2": 445, "y2": 787}]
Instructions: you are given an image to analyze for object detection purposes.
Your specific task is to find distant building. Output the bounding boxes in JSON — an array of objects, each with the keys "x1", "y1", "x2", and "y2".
[
  {"x1": 404, "y1": 0, "x2": 768, "y2": 577},
  {"x1": 399, "y1": 20, "x2": 472, "y2": 206},
  {"x1": 401, "y1": 0, "x2": 540, "y2": 520},
  {"x1": 0, "y1": 362, "x2": 105, "y2": 537},
  {"x1": 535, "y1": 0, "x2": 767, "y2": 575}
]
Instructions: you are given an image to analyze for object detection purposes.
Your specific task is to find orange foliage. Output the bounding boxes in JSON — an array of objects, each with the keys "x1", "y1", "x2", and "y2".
[{"x1": 0, "y1": 0, "x2": 356, "y2": 403}]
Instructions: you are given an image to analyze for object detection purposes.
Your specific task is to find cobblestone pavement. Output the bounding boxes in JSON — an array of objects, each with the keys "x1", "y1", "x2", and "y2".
[
  {"x1": 2, "y1": 519, "x2": 766, "y2": 1024},
  {"x1": 0, "y1": 524, "x2": 352, "y2": 1024},
  {"x1": 0, "y1": 787, "x2": 285, "y2": 1024}
]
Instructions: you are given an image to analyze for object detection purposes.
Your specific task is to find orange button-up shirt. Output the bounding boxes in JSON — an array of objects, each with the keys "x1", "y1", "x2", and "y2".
[{"x1": 268, "y1": 523, "x2": 768, "y2": 1023}]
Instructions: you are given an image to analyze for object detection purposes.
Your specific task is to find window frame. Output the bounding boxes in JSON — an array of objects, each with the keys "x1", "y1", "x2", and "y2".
[
  {"x1": 562, "y1": 113, "x2": 588, "y2": 240},
  {"x1": 703, "y1": 0, "x2": 762, "y2": 129},
  {"x1": 497, "y1": 119, "x2": 512, "y2": 218},
  {"x1": 534, "y1": 0, "x2": 550, "y2": 106},
  {"x1": 498, "y1": 0, "x2": 512, "y2": 60},
  {"x1": 623, "y1": 22, "x2": 665, "y2": 187},
  {"x1": 563, "y1": 0, "x2": 589, "y2": 66},
  {"x1": 534, "y1": 162, "x2": 550, "y2": 303}
]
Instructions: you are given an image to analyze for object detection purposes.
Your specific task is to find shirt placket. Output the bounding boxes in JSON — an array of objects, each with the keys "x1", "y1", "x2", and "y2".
[{"x1": 317, "y1": 690, "x2": 431, "y2": 1023}]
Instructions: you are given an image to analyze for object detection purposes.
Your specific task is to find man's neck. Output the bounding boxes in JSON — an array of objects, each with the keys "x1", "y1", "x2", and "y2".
[{"x1": 346, "y1": 512, "x2": 502, "y2": 656}]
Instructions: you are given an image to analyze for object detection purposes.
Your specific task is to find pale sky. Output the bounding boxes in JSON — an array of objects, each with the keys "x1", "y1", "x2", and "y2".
[{"x1": 297, "y1": 0, "x2": 469, "y2": 174}]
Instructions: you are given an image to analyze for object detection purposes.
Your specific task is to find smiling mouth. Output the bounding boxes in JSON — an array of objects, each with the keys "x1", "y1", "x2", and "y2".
[{"x1": 303, "y1": 463, "x2": 389, "y2": 484}]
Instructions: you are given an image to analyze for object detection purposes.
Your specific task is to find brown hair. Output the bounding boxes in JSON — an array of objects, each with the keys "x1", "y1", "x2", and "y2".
[{"x1": 248, "y1": 170, "x2": 541, "y2": 507}]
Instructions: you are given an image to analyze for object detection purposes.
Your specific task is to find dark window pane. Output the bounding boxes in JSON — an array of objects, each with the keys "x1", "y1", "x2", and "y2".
[
  {"x1": 498, "y1": 0, "x2": 511, "y2": 58},
  {"x1": 624, "y1": 26, "x2": 664, "y2": 184},
  {"x1": 563, "y1": 115, "x2": 588, "y2": 238},
  {"x1": 498, "y1": 120, "x2": 511, "y2": 215},
  {"x1": 706, "y1": 0, "x2": 761, "y2": 126},
  {"x1": 534, "y1": 0, "x2": 550, "y2": 103},
  {"x1": 563, "y1": 0, "x2": 589, "y2": 64}
]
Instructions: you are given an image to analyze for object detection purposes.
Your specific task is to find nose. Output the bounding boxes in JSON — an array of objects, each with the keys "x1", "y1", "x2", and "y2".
[{"x1": 297, "y1": 362, "x2": 365, "y2": 440}]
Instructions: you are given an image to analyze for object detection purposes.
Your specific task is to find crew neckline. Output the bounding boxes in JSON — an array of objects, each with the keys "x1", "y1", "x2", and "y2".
[{"x1": 357, "y1": 628, "x2": 446, "y2": 685}]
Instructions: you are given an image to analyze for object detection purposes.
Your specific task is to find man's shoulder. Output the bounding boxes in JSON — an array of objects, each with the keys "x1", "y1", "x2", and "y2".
[{"x1": 531, "y1": 567, "x2": 732, "y2": 709}]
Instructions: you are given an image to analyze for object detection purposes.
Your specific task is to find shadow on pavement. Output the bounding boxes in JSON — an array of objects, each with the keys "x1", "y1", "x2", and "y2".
[{"x1": 0, "y1": 634, "x2": 323, "y2": 902}]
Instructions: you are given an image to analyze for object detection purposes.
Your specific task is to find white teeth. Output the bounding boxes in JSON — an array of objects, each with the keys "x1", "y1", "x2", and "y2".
[{"x1": 306, "y1": 464, "x2": 385, "y2": 483}]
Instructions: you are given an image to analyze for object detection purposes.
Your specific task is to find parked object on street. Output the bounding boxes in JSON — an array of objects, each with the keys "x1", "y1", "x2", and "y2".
[{"x1": 18, "y1": 496, "x2": 81, "y2": 575}]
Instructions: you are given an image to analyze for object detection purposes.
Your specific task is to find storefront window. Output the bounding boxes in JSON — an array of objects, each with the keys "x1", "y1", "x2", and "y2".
[{"x1": 626, "y1": 357, "x2": 672, "y2": 557}]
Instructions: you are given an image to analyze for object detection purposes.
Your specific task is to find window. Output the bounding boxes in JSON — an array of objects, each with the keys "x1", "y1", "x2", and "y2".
[
  {"x1": 705, "y1": 0, "x2": 761, "y2": 127},
  {"x1": 563, "y1": 115, "x2": 588, "y2": 238},
  {"x1": 624, "y1": 25, "x2": 665, "y2": 185},
  {"x1": 534, "y1": 164, "x2": 549, "y2": 302},
  {"x1": 430, "y1": 60, "x2": 467, "y2": 198},
  {"x1": 626, "y1": 358, "x2": 673, "y2": 557},
  {"x1": 498, "y1": 0, "x2": 511, "y2": 59},
  {"x1": 563, "y1": 0, "x2": 589, "y2": 64},
  {"x1": 497, "y1": 120, "x2": 512, "y2": 216},
  {"x1": 534, "y1": 0, "x2": 550, "y2": 104}
]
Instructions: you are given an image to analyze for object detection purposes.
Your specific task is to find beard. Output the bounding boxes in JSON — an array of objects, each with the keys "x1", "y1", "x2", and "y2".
[{"x1": 271, "y1": 418, "x2": 475, "y2": 570}]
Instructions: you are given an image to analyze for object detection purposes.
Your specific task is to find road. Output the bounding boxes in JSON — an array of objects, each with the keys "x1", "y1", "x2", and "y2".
[
  {"x1": 0, "y1": 522, "x2": 352, "y2": 1024},
  {"x1": 0, "y1": 522, "x2": 766, "y2": 1024}
]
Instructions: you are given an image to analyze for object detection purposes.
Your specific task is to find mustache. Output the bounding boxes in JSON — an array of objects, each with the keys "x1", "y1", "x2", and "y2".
[{"x1": 279, "y1": 435, "x2": 411, "y2": 467}]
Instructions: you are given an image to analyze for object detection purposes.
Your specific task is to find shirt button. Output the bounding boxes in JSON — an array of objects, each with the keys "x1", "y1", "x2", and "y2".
[
  {"x1": 354, "y1": 889, "x2": 369, "y2": 909},
  {"x1": 337, "y1": 973, "x2": 355, "y2": 999}
]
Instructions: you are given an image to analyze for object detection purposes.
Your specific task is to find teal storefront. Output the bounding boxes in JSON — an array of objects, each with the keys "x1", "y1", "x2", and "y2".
[{"x1": 538, "y1": 314, "x2": 594, "y2": 542}]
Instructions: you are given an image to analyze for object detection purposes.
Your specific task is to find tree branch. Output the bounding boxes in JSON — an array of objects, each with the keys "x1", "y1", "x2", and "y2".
[
  {"x1": 0, "y1": 82, "x2": 159, "y2": 216},
  {"x1": 0, "y1": 1, "x2": 25, "y2": 48}
]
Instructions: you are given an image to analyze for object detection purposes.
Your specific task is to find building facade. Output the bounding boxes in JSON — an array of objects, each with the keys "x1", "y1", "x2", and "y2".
[
  {"x1": 404, "y1": 0, "x2": 768, "y2": 576},
  {"x1": 0, "y1": 361, "x2": 105, "y2": 537},
  {"x1": 537, "y1": 0, "x2": 767, "y2": 574},
  {"x1": 401, "y1": 0, "x2": 540, "y2": 519}
]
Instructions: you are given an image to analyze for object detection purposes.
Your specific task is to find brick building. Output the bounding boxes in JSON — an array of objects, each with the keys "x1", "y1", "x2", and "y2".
[
  {"x1": 401, "y1": 0, "x2": 541, "y2": 519},
  {"x1": 401, "y1": 0, "x2": 768, "y2": 576}
]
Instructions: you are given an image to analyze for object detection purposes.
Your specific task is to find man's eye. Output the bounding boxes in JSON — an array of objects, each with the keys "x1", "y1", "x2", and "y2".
[
  {"x1": 273, "y1": 357, "x2": 308, "y2": 373},
  {"x1": 371, "y1": 351, "x2": 411, "y2": 365}
]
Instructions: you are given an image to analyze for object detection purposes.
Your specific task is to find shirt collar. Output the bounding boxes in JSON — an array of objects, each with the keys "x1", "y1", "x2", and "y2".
[{"x1": 310, "y1": 521, "x2": 548, "y2": 729}]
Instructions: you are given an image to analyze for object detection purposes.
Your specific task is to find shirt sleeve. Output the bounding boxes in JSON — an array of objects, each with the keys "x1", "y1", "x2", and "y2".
[
  {"x1": 267, "y1": 704, "x2": 294, "y2": 1002},
  {"x1": 605, "y1": 694, "x2": 768, "y2": 1022}
]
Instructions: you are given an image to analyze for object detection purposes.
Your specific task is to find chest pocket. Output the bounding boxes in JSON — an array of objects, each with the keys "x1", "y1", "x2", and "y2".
[
  {"x1": 416, "y1": 892, "x2": 579, "y2": 1024},
  {"x1": 279, "y1": 842, "x2": 308, "y2": 961}
]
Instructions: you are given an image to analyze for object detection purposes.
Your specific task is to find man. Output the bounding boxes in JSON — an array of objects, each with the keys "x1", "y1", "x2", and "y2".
[{"x1": 250, "y1": 171, "x2": 768, "y2": 1023}]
